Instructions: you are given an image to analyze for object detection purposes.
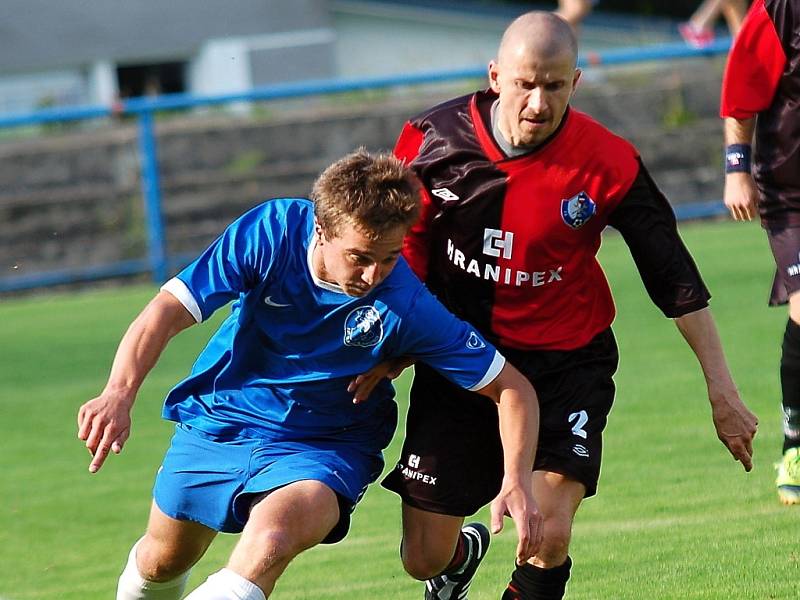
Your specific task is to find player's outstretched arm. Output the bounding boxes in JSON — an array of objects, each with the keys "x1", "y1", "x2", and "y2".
[
  {"x1": 674, "y1": 307, "x2": 759, "y2": 471},
  {"x1": 475, "y1": 362, "x2": 543, "y2": 564},
  {"x1": 77, "y1": 291, "x2": 196, "y2": 473},
  {"x1": 723, "y1": 117, "x2": 759, "y2": 221}
]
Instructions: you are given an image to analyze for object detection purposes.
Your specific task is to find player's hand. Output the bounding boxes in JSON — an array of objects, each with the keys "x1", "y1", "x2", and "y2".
[
  {"x1": 489, "y1": 473, "x2": 543, "y2": 564},
  {"x1": 348, "y1": 357, "x2": 414, "y2": 404},
  {"x1": 723, "y1": 172, "x2": 759, "y2": 222},
  {"x1": 77, "y1": 391, "x2": 133, "y2": 473},
  {"x1": 708, "y1": 384, "x2": 758, "y2": 472}
]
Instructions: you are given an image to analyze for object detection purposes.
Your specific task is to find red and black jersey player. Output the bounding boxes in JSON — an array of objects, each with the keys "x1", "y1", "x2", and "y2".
[
  {"x1": 721, "y1": 0, "x2": 800, "y2": 506},
  {"x1": 348, "y1": 10, "x2": 758, "y2": 600}
]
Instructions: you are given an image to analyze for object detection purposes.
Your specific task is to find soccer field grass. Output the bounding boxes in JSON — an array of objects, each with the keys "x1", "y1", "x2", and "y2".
[{"x1": 0, "y1": 220, "x2": 795, "y2": 599}]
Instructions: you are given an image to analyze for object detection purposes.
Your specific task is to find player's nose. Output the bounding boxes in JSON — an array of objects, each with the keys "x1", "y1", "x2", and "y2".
[
  {"x1": 361, "y1": 263, "x2": 380, "y2": 286},
  {"x1": 526, "y1": 88, "x2": 547, "y2": 113}
]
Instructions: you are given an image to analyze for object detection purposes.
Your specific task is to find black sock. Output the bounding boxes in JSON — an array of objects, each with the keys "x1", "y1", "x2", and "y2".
[
  {"x1": 501, "y1": 557, "x2": 572, "y2": 600},
  {"x1": 781, "y1": 319, "x2": 800, "y2": 453},
  {"x1": 442, "y1": 531, "x2": 468, "y2": 576}
]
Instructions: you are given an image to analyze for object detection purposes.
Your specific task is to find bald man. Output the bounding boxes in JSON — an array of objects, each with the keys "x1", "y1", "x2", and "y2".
[{"x1": 359, "y1": 11, "x2": 758, "y2": 600}]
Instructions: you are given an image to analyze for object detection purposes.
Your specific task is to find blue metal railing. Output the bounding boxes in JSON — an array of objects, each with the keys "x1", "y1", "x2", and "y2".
[{"x1": 0, "y1": 39, "x2": 732, "y2": 294}]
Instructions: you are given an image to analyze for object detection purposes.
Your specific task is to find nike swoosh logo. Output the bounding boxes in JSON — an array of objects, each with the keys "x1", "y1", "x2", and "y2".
[{"x1": 264, "y1": 295, "x2": 291, "y2": 308}]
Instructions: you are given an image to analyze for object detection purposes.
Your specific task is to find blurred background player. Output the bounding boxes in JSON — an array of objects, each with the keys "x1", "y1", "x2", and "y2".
[
  {"x1": 77, "y1": 150, "x2": 543, "y2": 600},
  {"x1": 680, "y1": 0, "x2": 749, "y2": 47},
  {"x1": 368, "y1": 10, "x2": 758, "y2": 600},
  {"x1": 720, "y1": 0, "x2": 800, "y2": 505},
  {"x1": 555, "y1": 0, "x2": 597, "y2": 30}
]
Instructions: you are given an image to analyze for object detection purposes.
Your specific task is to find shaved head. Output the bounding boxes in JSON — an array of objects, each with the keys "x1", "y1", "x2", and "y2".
[
  {"x1": 488, "y1": 11, "x2": 581, "y2": 147},
  {"x1": 496, "y1": 11, "x2": 578, "y2": 69}
]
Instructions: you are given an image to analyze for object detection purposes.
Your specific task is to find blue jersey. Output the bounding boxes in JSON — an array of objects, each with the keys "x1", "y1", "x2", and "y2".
[{"x1": 161, "y1": 198, "x2": 504, "y2": 453}]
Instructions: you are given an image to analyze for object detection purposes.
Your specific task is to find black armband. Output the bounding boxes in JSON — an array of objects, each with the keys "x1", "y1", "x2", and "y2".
[{"x1": 725, "y1": 144, "x2": 751, "y2": 173}]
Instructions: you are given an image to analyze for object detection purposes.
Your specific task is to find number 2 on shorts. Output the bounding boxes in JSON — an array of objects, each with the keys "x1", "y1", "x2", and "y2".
[{"x1": 568, "y1": 410, "x2": 588, "y2": 439}]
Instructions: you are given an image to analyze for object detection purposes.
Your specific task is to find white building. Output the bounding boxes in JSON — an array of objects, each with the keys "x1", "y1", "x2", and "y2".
[
  {"x1": 0, "y1": 0, "x2": 336, "y2": 112},
  {"x1": 0, "y1": 0, "x2": 672, "y2": 114}
]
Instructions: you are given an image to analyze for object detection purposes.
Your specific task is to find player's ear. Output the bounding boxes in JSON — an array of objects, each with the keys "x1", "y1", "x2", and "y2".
[
  {"x1": 314, "y1": 220, "x2": 326, "y2": 242},
  {"x1": 488, "y1": 61, "x2": 501, "y2": 93},
  {"x1": 572, "y1": 68, "x2": 582, "y2": 92}
]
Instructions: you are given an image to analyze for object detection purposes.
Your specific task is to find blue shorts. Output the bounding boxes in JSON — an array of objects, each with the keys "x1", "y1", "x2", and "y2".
[{"x1": 153, "y1": 424, "x2": 384, "y2": 543}]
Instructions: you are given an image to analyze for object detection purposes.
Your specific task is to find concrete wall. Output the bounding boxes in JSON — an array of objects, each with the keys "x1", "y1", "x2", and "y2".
[{"x1": 0, "y1": 57, "x2": 729, "y2": 289}]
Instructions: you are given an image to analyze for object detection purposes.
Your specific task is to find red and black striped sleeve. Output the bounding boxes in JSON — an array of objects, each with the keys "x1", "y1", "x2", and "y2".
[
  {"x1": 394, "y1": 121, "x2": 436, "y2": 282},
  {"x1": 720, "y1": 0, "x2": 787, "y2": 119}
]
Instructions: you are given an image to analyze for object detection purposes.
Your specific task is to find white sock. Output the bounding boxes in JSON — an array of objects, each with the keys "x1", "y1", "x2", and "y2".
[
  {"x1": 116, "y1": 538, "x2": 191, "y2": 600},
  {"x1": 183, "y1": 568, "x2": 266, "y2": 600}
]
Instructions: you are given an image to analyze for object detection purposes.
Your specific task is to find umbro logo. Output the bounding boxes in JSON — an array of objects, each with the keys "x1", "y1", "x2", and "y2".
[
  {"x1": 264, "y1": 295, "x2": 291, "y2": 308},
  {"x1": 431, "y1": 187, "x2": 460, "y2": 203},
  {"x1": 572, "y1": 444, "x2": 589, "y2": 458}
]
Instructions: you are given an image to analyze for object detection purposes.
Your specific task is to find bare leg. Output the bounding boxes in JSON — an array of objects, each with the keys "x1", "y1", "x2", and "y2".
[
  {"x1": 720, "y1": 0, "x2": 748, "y2": 36},
  {"x1": 527, "y1": 471, "x2": 585, "y2": 568},
  {"x1": 399, "y1": 503, "x2": 465, "y2": 580},
  {"x1": 789, "y1": 291, "x2": 800, "y2": 325},
  {"x1": 196, "y1": 480, "x2": 341, "y2": 597},
  {"x1": 117, "y1": 501, "x2": 217, "y2": 600},
  {"x1": 139, "y1": 501, "x2": 218, "y2": 580},
  {"x1": 555, "y1": 0, "x2": 594, "y2": 29},
  {"x1": 689, "y1": 0, "x2": 726, "y2": 30},
  {"x1": 502, "y1": 471, "x2": 585, "y2": 599}
]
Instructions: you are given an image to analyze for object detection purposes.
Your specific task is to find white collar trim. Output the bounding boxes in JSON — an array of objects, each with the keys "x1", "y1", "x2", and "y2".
[{"x1": 307, "y1": 233, "x2": 347, "y2": 294}]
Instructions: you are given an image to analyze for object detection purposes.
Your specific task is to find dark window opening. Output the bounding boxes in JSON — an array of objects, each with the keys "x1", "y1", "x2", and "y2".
[{"x1": 117, "y1": 62, "x2": 186, "y2": 99}]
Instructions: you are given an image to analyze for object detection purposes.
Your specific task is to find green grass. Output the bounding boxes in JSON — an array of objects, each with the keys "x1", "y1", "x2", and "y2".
[{"x1": 0, "y1": 220, "x2": 796, "y2": 599}]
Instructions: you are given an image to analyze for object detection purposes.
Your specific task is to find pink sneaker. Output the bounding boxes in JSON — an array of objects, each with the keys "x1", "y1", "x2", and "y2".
[{"x1": 679, "y1": 22, "x2": 715, "y2": 48}]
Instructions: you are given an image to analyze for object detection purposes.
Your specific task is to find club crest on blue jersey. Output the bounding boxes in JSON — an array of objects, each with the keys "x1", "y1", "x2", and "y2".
[
  {"x1": 344, "y1": 305, "x2": 384, "y2": 347},
  {"x1": 560, "y1": 191, "x2": 596, "y2": 229},
  {"x1": 466, "y1": 331, "x2": 486, "y2": 350}
]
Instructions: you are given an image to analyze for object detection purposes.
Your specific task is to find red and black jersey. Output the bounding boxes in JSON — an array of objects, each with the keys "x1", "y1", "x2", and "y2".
[
  {"x1": 396, "y1": 90, "x2": 709, "y2": 351},
  {"x1": 721, "y1": 0, "x2": 800, "y2": 224}
]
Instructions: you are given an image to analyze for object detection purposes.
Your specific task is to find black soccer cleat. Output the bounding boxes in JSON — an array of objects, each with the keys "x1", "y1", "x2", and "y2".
[{"x1": 424, "y1": 522, "x2": 491, "y2": 600}]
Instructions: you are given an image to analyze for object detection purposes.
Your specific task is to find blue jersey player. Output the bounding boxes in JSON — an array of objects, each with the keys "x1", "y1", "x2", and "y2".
[{"x1": 77, "y1": 150, "x2": 543, "y2": 600}]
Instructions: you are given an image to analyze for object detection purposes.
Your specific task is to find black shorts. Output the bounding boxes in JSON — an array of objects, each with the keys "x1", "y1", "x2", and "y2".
[
  {"x1": 766, "y1": 225, "x2": 800, "y2": 306},
  {"x1": 382, "y1": 329, "x2": 619, "y2": 516}
]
